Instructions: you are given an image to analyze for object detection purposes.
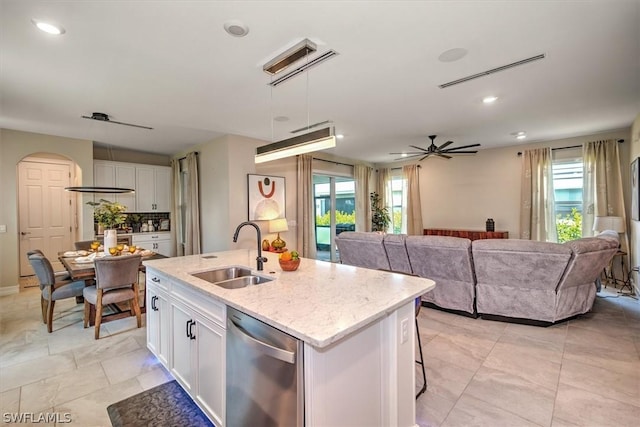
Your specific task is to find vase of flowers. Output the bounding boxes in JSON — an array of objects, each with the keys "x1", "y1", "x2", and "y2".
[{"x1": 87, "y1": 199, "x2": 127, "y2": 255}]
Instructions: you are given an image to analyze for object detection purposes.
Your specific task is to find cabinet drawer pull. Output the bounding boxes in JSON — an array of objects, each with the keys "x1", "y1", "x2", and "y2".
[
  {"x1": 151, "y1": 296, "x2": 158, "y2": 311},
  {"x1": 186, "y1": 319, "x2": 196, "y2": 340},
  {"x1": 189, "y1": 320, "x2": 196, "y2": 340},
  {"x1": 152, "y1": 277, "x2": 160, "y2": 283}
]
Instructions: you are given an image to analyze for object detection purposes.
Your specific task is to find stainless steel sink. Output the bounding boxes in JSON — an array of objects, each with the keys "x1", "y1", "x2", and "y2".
[
  {"x1": 214, "y1": 275, "x2": 273, "y2": 289},
  {"x1": 190, "y1": 266, "x2": 273, "y2": 289},
  {"x1": 191, "y1": 266, "x2": 253, "y2": 283}
]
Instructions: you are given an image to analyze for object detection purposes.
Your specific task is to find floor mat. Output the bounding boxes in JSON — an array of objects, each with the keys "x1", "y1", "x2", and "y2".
[{"x1": 107, "y1": 380, "x2": 214, "y2": 427}]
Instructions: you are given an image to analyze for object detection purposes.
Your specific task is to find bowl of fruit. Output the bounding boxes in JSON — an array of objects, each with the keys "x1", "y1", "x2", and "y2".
[{"x1": 279, "y1": 250, "x2": 300, "y2": 271}]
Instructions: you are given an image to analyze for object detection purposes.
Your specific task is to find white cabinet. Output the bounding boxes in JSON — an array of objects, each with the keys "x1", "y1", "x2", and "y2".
[
  {"x1": 146, "y1": 272, "x2": 170, "y2": 366},
  {"x1": 146, "y1": 271, "x2": 226, "y2": 427},
  {"x1": 170, "y1": 299, "x2": 225, "y2": 426},
  {"x1": 136, "y1": 166, "x2": 171, "y2": 212},
  {"x1": 93, "y1": 161, "x2": 136, "y2": 211},
  {"x1": 93, "y1": 160, "x2": 171, "y2": 212},
  {"x1": 133, "y1": 232, "x2": 172, "y2": 257}
]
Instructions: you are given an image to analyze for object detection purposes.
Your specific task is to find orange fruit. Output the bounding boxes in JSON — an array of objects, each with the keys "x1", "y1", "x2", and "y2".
[{"x1": 280, "y1": 251, "x2": 292, "y2": 261}]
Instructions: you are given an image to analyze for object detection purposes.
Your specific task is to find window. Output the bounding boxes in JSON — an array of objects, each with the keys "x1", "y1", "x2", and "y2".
[
  {"x1": 388, "y1": 171, "x2": 406, "y2": 234},
  {"x1": 552, "y1": 153, "x2": 583, "y2": 242}
]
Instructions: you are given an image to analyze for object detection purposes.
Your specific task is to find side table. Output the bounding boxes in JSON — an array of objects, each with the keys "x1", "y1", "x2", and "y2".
[{"x1": 604, "y1": 251, "x2": 635, "y2": 295}]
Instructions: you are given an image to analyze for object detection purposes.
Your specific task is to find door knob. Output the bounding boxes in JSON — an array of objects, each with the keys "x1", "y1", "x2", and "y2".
[{"x1": 20, "y1": 232, "x2": 31, "y2": 235}]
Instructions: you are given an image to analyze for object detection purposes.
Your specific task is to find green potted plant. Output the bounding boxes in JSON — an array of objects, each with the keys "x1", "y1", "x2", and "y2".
[
  {"x1": 370, "y1": 192, "x2": 390, "y2": 232},
  {"x1": 87, "y1": 199, "x2": 127, "y2": 254}
]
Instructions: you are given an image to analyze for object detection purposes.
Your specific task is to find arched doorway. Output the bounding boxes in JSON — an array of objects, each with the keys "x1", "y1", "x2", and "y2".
[{"x1": 18, "y1": 153, "x2": 77, "y2": 276}]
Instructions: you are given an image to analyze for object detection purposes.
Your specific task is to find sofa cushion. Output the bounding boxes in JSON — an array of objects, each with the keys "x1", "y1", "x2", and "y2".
[
  {"x1": 335, "y1": 232, "x2": 390, "y2": 271},
  {"x1": 472, "y1": 239, "x2": 572, "y2": 291},
  {"x1": 383, "y1": 234, "x2": 413, "y2": 274},
  {"x1": 406, "y1": 235, "x2": 475, "y2": 314}
]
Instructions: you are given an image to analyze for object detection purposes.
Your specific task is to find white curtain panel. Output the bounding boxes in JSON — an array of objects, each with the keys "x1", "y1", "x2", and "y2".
[
  {"x1": 403, "y1": 164, "x2": 423, "y2": 235},
  {"x1": 184, "y1": 152, "x2": 201, "y2": 255},
  {"x1": 520, "y1": 147, "x2": 557, "y2": 241},
  {"x1": 376, "y1": 167, "x2": 391, "y2": 214},
  {"x1": 171, "y1": 158, "x2": 183, "y2": 256},
  {"x1": 354, "y1": 164, "x2": 372, "y2": 232},
  {"x1": 296, "y1": 154, "x2": 317, "y2": 258}
]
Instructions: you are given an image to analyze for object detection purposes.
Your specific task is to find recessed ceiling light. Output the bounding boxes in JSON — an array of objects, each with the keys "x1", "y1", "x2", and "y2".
[
  {"x1": 482, "y1": 96, "x2": 498, "y2": 104},
  {"x1": 224, "y1": 20, "x2": 249, "y2": 37},
  {"x1": 438, "y1": 48, "x2": 468, "y2": 63},
  {"x1": 336, "y1": 134, "x2": 344, "y2": 139},
  {"x1": 32, "y1": 19, "x2": 65, "y2": 35},
  {"x1": 516, "y1": 132, "x2": 527, "y2": 140}
]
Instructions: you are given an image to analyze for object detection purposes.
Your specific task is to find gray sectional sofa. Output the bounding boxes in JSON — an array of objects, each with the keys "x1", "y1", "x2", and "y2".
[{"x1": 335, "y1": 231, "x2": 619, "y2": 325}]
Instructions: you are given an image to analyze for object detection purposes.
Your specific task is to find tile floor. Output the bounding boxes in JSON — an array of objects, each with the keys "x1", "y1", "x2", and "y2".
[{"x1": 1, "y1": 282, "x2": 638, "y2": 426}]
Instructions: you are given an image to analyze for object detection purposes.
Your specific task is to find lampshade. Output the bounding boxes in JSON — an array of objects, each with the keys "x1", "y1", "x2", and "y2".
[
  {"x1": 269, "y1": 218, "x2": 289, "y2": 233},
  {"x1": 593, "y1": 216, "x2": 625, "y2": 233},
  {"x1": 255, "y1": 127, "x2": 336, "y2": 164}
]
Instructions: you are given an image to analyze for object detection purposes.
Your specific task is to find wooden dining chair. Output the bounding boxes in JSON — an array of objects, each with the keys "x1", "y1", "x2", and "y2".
[
  {"x1": 83, "y1": 255, "x2": 142, "y2": 339},
  {"x1": 27, "y1": 249, "x2": 71, "y2": 281},
  {"x1": 74, "y1": 240, "x2": 94, "y2": 251},
  {"x1": 28, "y1": 252, "x2": 85, "y2": 333}
]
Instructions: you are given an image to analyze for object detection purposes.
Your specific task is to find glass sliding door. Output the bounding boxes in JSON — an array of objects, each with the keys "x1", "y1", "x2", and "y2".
[{"x1": 313, "y1": 175, "x2": 355, "y2": 262}]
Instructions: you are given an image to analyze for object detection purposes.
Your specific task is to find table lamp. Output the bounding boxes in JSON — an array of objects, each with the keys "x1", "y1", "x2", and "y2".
[
  {"x1": 269, "y1": 218, "x2": 289, "y2": 251},
  {"x1": 593, "y1": 216, "x2": 625, "y2": 233},
  {"x1": 593, "y1": 216, "x2": 625, "y2": 247}
]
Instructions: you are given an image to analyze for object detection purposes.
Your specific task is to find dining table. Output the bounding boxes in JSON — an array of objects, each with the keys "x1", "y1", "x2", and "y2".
[{"x1": 58, "y1": 250, "x2": 168, "y2": 326}]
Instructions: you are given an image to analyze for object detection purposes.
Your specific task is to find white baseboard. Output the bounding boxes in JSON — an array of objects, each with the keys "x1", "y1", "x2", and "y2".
[{"x1": 0, "y1": 285, "x2": 19, "y2": 297}]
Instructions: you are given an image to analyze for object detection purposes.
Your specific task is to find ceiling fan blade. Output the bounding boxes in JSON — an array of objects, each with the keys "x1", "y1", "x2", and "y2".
[
  {"x1": 446, "y1": 150, "x2": 478, "y2": 154},
  {"x1": 441, "y1": 143, "x2": 481, "y2": 151},
  {"x1": 409, "y1": 145, "x2": 429, "y2": 152},
  {"x1": 436, "y1": 153, "x2": 452, "y2": 159},
  {"x1": 389, "y1": 152, "x2": 424, "y2": 155},
  {"x1": 437, "y1": 141, "x2": 454, "y2": 150}
]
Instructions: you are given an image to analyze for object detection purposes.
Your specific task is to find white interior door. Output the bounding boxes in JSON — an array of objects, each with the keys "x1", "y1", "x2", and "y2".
[{"x1": 18, "y1": 159, "x2": 73, "y2": 276}]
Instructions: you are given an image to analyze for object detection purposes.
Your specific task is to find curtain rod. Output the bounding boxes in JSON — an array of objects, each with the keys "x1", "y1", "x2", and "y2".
[
  {"x1": 312, "y1": 157, "x2": 354, "y2": 167},
  {"x1": 178, "y1": 151, "x2": 199, "y2": 161},
  {"x1": 517, "y1": 139, "x2": 624, "y2": 156}
]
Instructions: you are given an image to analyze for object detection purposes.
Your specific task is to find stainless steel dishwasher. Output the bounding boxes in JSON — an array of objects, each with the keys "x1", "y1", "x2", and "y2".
[{"x1": 226, "y1": 306, "x2": 304, "y2": 426}]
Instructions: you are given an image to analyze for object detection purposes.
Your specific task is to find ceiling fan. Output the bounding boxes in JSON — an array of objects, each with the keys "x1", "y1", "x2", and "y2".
[
  {"x1": 391, "y1": 135, "x2": 481, "y2": 161},
  {"x1": 81, "y1": 112, "x2": 153, "y2": 130}
]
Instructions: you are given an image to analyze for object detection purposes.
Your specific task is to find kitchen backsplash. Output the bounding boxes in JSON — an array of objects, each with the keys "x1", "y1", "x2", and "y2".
[{"x1": 95, "y1": 212, "x2": 170, "y2": 233}]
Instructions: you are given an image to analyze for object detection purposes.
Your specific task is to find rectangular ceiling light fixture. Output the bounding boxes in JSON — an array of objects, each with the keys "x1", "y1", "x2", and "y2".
[
  {"x1": 268, "y1": 50, "x2": 339, "y2": 87},
  {"x1": 438, "y1": 53, "x2": 546, "y2": 88},
  {"x1": 264, "y1": 39, "x2": 317, "y2": 75},
  {"x1": 255, "y1": 127, "x2": 336, "y2": 164}
]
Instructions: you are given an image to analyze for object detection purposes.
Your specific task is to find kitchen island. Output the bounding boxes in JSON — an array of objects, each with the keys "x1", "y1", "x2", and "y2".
[{"x1": 144, "y1": 249, "x2": 435, "y2": 426}]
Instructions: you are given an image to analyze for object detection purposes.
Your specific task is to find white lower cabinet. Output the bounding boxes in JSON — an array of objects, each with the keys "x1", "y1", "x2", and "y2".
[
  {"x1": 133, "y1": 233, "x2": 172, "y2": 257},
  {"x1": 145, "y1": 268, "x2": 226, "y2": 427},
  {"x1": 146, "y1": 275, "x2": 169, "y2": 366}
]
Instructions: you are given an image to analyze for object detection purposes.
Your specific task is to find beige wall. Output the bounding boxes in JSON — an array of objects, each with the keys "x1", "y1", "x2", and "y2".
[
  {"x1": 93, "y1": 145, "x2": 170, "y2": 166},
  {"x1": 377, "y1": 129, "x2": 631, "y2": 238},
  {"x1": 0, "y1": 129, "x2": 93, "y2": 293},
  {"x1": 180, "y1": 134, "x2": 278, "y2": 254}
]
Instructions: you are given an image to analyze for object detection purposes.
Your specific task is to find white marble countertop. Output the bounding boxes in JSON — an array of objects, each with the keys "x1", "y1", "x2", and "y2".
[{"x1": 144, "y1": 249, "x2": 435, "y2": 349}]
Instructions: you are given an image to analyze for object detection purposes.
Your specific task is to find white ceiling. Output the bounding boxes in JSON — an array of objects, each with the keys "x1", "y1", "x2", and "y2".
[{"x1": 2, "y1": 1, "x2": 639, "y2": 164}]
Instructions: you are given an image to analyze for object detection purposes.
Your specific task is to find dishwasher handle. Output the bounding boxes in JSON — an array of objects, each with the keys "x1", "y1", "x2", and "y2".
[{"x1": 228, "y1": 319, "x2": 296, "y2": 364}]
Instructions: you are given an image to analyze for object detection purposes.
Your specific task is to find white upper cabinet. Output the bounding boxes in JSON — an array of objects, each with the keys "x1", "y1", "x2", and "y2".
[
  {"x1": 94, "y1": 160, "x2": 171, "y2": 213},
  {"x1": 94, "y1": 161, "x2": 136, "y2": 211},
  {"x1": 136, "y1": 166, "x2": 171, "y2": 212}
]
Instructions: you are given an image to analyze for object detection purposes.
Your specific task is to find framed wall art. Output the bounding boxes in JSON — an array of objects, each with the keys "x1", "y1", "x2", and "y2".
[
  {"x1": 247, "y1": 174, "x2": 286, "y2": 221},
  {"x1": 632, "y1": 158, "x2": 639, "y2": 221}
]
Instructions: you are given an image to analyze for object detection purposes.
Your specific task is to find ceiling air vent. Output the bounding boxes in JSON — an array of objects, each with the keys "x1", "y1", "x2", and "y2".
[{"x1": 438, "y1": 53, "x2": 546, "y2": 89}]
